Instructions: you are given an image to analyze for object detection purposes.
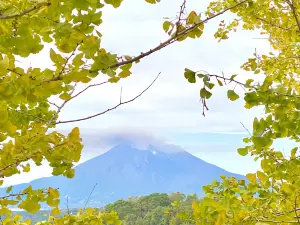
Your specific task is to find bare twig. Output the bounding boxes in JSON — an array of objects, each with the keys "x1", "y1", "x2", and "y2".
[
  {"x1": 0, "y1": 2, "x2": 51, "y2": 20},
  {"x1": 70, "y1": 81, "x2": 108, "y2": 101},
  {"x1": 48, "y1": 101, "x2": 59, "y2": 109},
  {"x1": 240, "y1": 122, "x2": 252, "y2": 136},
  {"x1": 56, "y1": 73, "x2": 161, "y2": 124},
  {"x1": 49, "y1": 83, "x2": 78, "y2": 124},
  {"x1": 65, "y1": 196, "x2": 70, "y2": 215},
  {"x1": 47, "y1": 81, "x2": 108, "y2": 126},
  {"x1": 59, "y1": 44, "x2": 80, "y2": 76},
  {"x1": 84, "y1": 183, "x2": 97, "y2": 209},
  {"x1": 175, "y1": 0, "x2": 187, "y2": 35}
]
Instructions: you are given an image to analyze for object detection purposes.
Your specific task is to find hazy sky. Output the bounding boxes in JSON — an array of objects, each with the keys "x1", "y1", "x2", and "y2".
[{"x1": 5, "y1": 0, "x2": 293, "y2": 186}]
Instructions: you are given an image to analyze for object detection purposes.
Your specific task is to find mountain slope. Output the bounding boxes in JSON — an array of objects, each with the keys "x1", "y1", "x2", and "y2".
[{"x1": 1, "y1": 144, "x2": 244, "y2": 208}]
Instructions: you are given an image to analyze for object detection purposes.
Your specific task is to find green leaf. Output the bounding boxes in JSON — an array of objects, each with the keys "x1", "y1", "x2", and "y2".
[
  {"x1": 59, "y1": 93, "x2": 71, "y2": 101},
  {"x1": 19, "y1": 200, "x2": 41, "y2": 214},
  {"x1": 119, "y1": 70, "x2": 131, "y2": 78},
  {"x1": 145, "y1": 0, "x2": 160, "y2": 4},
  {"x1": 163, "y1": 21, "x2": 171, "y2": 33},
  {"x1": 200, "y1": 88, "x2": 212, "y2": 99},
  {"x1": 197, "y1": 73, "x2": 205, "y2": 78},
  {"x1": 229, "y1": 74, "x2": 237, "y2": 81},
  {"x1": 109, "y1": 77, "x2": 120, "y2": 83},
  {"x1": 6, "y1": 185, "x2": 12, "y2": 193},
  {"x1": 291, "y1": 147, "x2": 298, "y2": 159},
  {"x1": 205, "y1": 82, "x2": 215, "y2": 89},
  {"x1": 252, "y1": 136, "x2": 273, "y2": 149},
  {"x1": 104, "y1": 0, "x2": 123, "y2": 8},
  {"x1": 0, "y1": 55, "x2": 9, "y2": 72},
  {"x1": 227, "y1": 90, "x2": 239, "y2": 101},
  {"x1": 22, "y1": 163, "x2": 30, "y2": 173},
  {"x1": 184, "y1": 68, "x2": 196, "y2": 83},
  {"x1": 237, "y1": 147, "x2": 248, "y2": 156},
  {"x1": 217, "y1": 79, "x2": 223, "y2": 86}
]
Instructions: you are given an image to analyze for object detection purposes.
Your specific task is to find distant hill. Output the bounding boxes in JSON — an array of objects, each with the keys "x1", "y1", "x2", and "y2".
[{"x1": 1, "y1": 143, "x2": 244, "y2": 208}]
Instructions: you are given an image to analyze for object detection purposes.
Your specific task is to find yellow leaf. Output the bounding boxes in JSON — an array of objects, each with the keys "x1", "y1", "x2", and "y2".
[
  {"x1": 246, "y1": 173, "x2": 257, "y2": 184},
  {"x1": 216, "y1": 210, "x2": 225, "y2": 225},
  {"x1": 48, "y1": 187, "x2": 60, "y2": 198},
  {"x1": 51, "y1": 207, "x2": 60, "y2": 216}
]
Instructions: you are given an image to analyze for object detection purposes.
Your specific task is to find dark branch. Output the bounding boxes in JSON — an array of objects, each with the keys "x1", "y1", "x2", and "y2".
[
  {"x1": 256, "y1": 17, "x2": 293, "y2": 31},
  {"x1": 240, "y1": 121, "x2": 252, "y2": 136},
  {"x1": 56, "y1": 73, "x2": 161, "y2": 124},
  {"x1": 84, "y1": 183, "x2": 98, "y2": 209},
  {"x1": 175, "y1": 0, "x2": 187, "y2": 35},
  {"x1": 287, "y1": 0, "x2": 300, "y2": 32},
  {"x1": 0, "y1": 3, "x2": 51, "y2": 20},
  {"x1": 106, "y1": 0, "x2": 248, "y2": 70},
  {"x1": 71, "y1": 81, "x2": 108, "y2": 101}
]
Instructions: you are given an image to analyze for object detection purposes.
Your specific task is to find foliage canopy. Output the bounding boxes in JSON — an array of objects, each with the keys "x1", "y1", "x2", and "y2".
[{"x1": 0, "y1": 0, "x2": 299, "y2": 224}]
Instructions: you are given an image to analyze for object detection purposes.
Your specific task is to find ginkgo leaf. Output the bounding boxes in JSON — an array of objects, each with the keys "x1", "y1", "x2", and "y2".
[{"x1": 227, "y1": 90, "x2": 239, "y2": 101}]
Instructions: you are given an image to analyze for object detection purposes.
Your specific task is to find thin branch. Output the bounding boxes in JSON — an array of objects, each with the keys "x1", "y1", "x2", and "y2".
[
  {"x1": 48, "y1": 101, "x2": 59, "y2": 109},
  {"x1": 206, "y1": 73, "x2": 300, "y2": 99},
  {"x1": 23, "y1": 0, "x2": 247, "y2": 85},
  {"x1": 47, "y1": 81, "x2": 108, "y2": 126},
  {"x1": 288, "y1": 0, "x2": 300, "y2": 33},
  {"x1": 84, "y1": 183, "x2": 97, "y2": 209},
  {"x1": 56, "y1": 73, "x2": 161, "y2": 124},
  {"x1": 45, "y1": 43, "x2": 81, "y2": 83},
  {"x1": 256, "y1": 17, "x2": 292, "y2": 31},
  {"x1": 65, "y1": 196, "x2": 70, "y2": 215},
  {"x1": 59, "y1": 44, "x2": 80, "y2": 76},
  {"x1": 0, "y1": 2, "x2": 51, "y2": 20},
  {"x1": 0, "y1": 188, "x2": 58, "y2": 201},
  {"x1": 105, "y1": 0, "x2": 248, "y2": 70},
  {"x1": 7, "y1": 68, "x2": 24, "y2": 77},
  {"x1": 240, "y1": 122, "x2": 252, "y2": 136},
  {"x1": 70, "y1": 81, "x2": 108, "y2": 101},
  {"x1": 48, "y1": 83, "x2": 78, "y2": 124},
  {"x1": 175, "y1": 0, "x2": 187, "y2": 35}
]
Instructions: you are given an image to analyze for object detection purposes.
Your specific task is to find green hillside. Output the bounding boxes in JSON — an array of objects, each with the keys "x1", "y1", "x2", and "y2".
[{"x1": 14, "y1": 193, "x2": 197, "y2": 225}]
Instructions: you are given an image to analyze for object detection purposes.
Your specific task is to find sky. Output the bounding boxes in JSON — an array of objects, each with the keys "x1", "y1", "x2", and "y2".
[{"x1": 4, "y1": 0, "x2": 295, "y2": 186}]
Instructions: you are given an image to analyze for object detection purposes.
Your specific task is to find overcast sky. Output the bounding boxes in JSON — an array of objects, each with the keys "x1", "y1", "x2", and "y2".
[{"x1": 5, "y1": 0, "x2": 293, "y2": 186}]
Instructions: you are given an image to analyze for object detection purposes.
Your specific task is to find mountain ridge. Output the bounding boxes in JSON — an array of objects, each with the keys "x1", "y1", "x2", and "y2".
[{"x1": 0, "y1": 143, "x2": 244, "y2": 208}]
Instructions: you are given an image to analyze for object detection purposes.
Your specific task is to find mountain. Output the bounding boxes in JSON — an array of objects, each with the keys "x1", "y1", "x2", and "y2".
[{"x1": 1, "y1": 144, "x2": 244, "y2": 208}]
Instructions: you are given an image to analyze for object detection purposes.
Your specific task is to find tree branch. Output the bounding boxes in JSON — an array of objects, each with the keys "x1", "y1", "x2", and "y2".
[
  {"x1": 70, "y1": 81, "x2": 108, "y2": 101},
  {"x1": 206, "y1": 73, "x2": 300, "y2": 99},
  {"x1": 0, "y1": 2, "x2": 51, "y2": 20},
  {"x1": 256, "y1": 17, "x2": 293, "y2": 31},
  {"x1": 106, "y1": 0, "x2": 248, "y2": 70},
  {"x1": 56, "y1": 73, "x2": 161, "y2": 124},
  {"x1": 84, "y1": 183, "x2": 97, "y2": 209},
  {"x1": 287, "y1": 0, "x2": 300, "y2": 33},
  {"x1": 175, "y1": 0, "x2": 187, "y2": 35},
  {"x1": 240, "y1": 121, "x2": 252, "y2": 135}
]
